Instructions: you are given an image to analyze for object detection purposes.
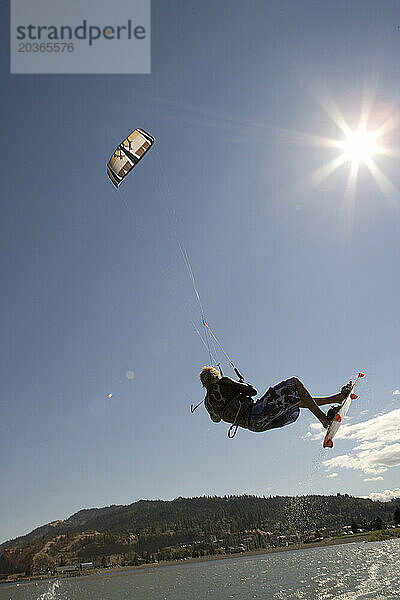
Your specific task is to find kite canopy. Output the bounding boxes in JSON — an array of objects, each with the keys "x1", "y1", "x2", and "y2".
[{"x1": 107, "y1": 128, "x2": 154, "y2": 188}]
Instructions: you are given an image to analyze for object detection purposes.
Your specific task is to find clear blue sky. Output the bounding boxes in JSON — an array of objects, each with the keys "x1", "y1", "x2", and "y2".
[{"x1": 1, "y1": 0, "x2": 400, "y2": 543}]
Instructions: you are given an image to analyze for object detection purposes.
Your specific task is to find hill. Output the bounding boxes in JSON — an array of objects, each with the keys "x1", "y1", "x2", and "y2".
[{"x1": 1, "y1": 494, "x2": 399, "y2": 574}]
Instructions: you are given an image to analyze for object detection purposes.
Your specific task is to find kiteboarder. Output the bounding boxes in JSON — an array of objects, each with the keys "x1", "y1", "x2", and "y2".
[{"x1": 199, "y1": 367, "x2": 352, "y2": 436}]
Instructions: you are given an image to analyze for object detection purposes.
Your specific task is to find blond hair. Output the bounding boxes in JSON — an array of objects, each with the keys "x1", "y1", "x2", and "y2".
[{"x1": 199, "y1": 366, "x2": 221, "y2": 387}]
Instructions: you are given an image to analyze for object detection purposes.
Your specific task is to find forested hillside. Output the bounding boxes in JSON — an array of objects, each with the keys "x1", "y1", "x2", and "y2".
[{"x1": 1, "y1": 494, "x2": 399, "y2": 575}]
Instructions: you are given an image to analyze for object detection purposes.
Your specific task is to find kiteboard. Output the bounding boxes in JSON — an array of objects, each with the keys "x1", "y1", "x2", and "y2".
[{"x1": 323, "y1": 372, "x2": 365, "y2": 448}]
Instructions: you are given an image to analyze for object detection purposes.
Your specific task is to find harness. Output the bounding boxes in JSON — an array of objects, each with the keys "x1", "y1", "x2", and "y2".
[
  {"x1": 208, "y1": 382, "x2": 253, "y2": 439},
  {"x1": 226, "y1": 396, "x2": 246, "y2": 438},
  {"x1": 190, "y1": 358, "x2": 252, "y2": 439}
]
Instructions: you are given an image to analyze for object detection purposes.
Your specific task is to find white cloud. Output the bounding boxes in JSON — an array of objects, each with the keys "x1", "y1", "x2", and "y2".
[
  {"x1": 335, "y1": 410, "x2": 400, "y2": 444},
  {"x1": 363, "y1": 476, "x2": 384, "y2": 482},
  {"x1": 323, "y1": 454, "x2": 388, "y2": 476},
  {"x1": 306, "y1": 408, "x2": 400, "y2": 476},
  {"x1": 310, "y1": 423, "x2": 323, "y2": 431},
  {"x1": 366, "y1": 488, "x2": 400, "y2": 501},
  {"x1": 302, "y1": 423, "x2": 324, "y2": 441},
  {"x1": 327, "y1": 473, "x2": 338, "y2": 478},
  {"x1": 393, "y1": 390, "x2": 400, "y2": 396}
]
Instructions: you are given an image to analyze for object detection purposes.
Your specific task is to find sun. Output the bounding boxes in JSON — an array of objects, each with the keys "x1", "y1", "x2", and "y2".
[
  {"x1": 341, "y1": 129, "x2": 379, "y2": 164},
  {"x1": 285, "y1": 94, "x2": 399, "y2": 204}
]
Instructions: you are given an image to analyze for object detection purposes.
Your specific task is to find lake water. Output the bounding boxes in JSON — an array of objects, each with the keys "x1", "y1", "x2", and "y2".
[{"x1": 1, "y1": 539, "x2": 399, "y2": 600}]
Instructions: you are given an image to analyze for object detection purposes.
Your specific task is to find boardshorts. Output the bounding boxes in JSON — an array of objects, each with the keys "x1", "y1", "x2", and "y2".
[{"x1": 248, "y1": 377, "x2": 301, "y2": 432}]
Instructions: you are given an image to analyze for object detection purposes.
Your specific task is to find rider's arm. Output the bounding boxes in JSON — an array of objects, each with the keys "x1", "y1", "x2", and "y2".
[
  {"x1": 244, "y1": 383, "x2": 257, "y2": 396},
  {"x1": 227, "y1": 378, "x2": 257, "y2": 396},
  {"x1": 204, "y1": 395, "x2": 222, "y2": 423},
  {"x1": 210, "y1": 414, "x2": 221, "y2": 423}
]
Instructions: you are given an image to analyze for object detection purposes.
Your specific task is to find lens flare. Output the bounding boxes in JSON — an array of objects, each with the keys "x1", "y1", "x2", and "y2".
[
  {"x1": 280, "y1": 91, "x2": 399, "y2": 207},
  {"x1": 342, "y1": 130, "x2": 378, "y2": 163}
]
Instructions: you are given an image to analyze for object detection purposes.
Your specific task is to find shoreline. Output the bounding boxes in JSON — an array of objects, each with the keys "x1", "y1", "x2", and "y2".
[{"x1": 0, "y1": 533, "x2": 372, "y2": 587}]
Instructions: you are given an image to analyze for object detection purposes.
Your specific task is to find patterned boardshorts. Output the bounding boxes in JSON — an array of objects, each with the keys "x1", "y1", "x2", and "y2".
[{"x1": 248, "y1": 377, "x2": 301, "y2": 432}]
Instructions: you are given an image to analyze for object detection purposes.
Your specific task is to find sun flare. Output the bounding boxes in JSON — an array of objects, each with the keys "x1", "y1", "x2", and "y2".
[
  {"x1": 341, "y1": 129, "x2": 378, "y2": 163},
  {"x1": 287, "y1": 93, "x2": 399, "y2": 205}
]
